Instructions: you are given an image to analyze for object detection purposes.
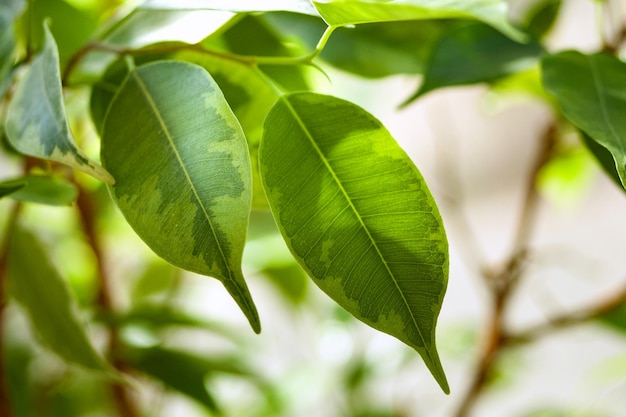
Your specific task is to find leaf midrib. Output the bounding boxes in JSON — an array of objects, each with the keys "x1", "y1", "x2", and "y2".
[
  {"x1": 280, "y1": 95, "x2": 432, "y2": 358},
  {"x1": 130, "y1": 70, "x2": 238, "y2": 286}
]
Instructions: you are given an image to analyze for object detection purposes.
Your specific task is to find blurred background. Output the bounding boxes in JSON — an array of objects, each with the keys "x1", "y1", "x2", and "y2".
[{"x1": 1, "y1": 0, "x2": 626, "y2": 416}]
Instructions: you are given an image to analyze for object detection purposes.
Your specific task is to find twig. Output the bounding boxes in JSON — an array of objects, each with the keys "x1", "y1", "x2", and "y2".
[
  {"x1": 453, "y1": 123, "x2": 557, "y2": 417},
  {"x1": 0, "y1": 201, "x2": 23, "y2": 417},
  {"x1": 75, "y1": 186, "x2": 139, "y2": 417},
  {"x1": 504, "y1": 280, "x2": 626, "y2": 346}
]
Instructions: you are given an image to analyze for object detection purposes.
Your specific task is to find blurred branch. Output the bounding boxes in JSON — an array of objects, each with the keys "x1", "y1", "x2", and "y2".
[
  {"x1": 75, "y1": 185, "x2": 140, "y2": 417},
  {"x1": 453, "y1": 123, "x2": 557, "y2": 417},
  {"x1": 0, "y1": 201, "x2": 22, "y2": 417},
  {"x1": 504, "y1": 280, "x2": 626, "y2": 346}
]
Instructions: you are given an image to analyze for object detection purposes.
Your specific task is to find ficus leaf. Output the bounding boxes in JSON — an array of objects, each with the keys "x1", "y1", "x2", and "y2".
[
  {"x1": 312, "y1": 0, "x2": 525, "y2": 42},
  {"x1": 139, "y1": 0, "x2": 318, "y2": 15},
  {"x1": 2, "y1": 175, "x2": 78, "y2": 206},
  {"x1": 101, "y1": 60, "x2": 260, "y2": 333},
  {"x1": 8, "y1": 225, "x2": 111, "y2": 373},
  {"x1": 541, "y1": 51, "x2": 626, "y2": 190},
  {"x1": 259, "y1": 92, "x2": 449, "y2": 393},
  {"x1": 5, "y1": 24, "x2": 113, "y2": 184},
  {"x1": 402, "y1": 22, "x2": 542, "y2": 104},
  {"x1": 0, "y1": 5, "x2": 17, "y2": 96}
]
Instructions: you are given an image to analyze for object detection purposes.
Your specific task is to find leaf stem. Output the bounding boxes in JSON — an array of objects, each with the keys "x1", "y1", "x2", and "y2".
[{"x1": 75, "y1": 185, "x2": 139, "y2": 417}]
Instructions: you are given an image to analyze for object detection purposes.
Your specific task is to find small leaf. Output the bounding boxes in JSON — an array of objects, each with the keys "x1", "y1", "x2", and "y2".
[
  {"x1": 140, "y1": 0, "x2": 318, "y2": 15},
  {"x1": 403, "y1": 22, "x2": 542, "y2": 103},
  {"x1": 4, "y1": 175, "x2": 78, "y2": 205},
  {"x1": 259, "y1": 92, "x2": 449, "y2": 393},
  {"x1": 101, "y1": 61, "x2": 260, "y2": 333},
  {"x1": 0, "y1": 178, "x2": 26, "y2": 199},
  {"x1": 8, "y1": 225, "x2": 110, "y2": 373},
  {"x1": 312, "y1": 0, "x2": 525, "y2": 42},
  {"x1": 5, "y1": 24, "x2": 113, "y2": 184},
  {"x1": 541, "y1": 51, "x2": 626, "y2": 189}
]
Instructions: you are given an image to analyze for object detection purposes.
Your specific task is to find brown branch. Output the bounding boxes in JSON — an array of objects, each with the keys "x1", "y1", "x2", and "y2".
[
  {"x1": 75, "y1": 186, "x2": 139, "y2": 417},
  {"x1": 453, "y1": 123, "x2": 557, "y2": 417},
  {"x1": 503, "y1": 280, "x2": 626, "y2": 346}
]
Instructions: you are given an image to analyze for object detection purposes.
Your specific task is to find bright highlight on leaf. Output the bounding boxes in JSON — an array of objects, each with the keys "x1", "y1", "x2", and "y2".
[
  {"x1": 259, "y1": 92, "x2": 450, "y2": 393},
  {"x1": 5, "y1": 24, "x2": 113, "y2": 184},
  {"x1": 8, "y1": 225, "x2": 111, "y2": 373},
  {"x1": 541, "y1": 51, "x2": 626, "y2": 190},
  {"x1": 140, "y1": 0, "x2": 318, "y2": 15},
  {"x1": 101, "y1": 61, "x2": 260, "y2": 333},
  {"x1": 312, "y1": 0, "x2": 525, "y2": 42}
]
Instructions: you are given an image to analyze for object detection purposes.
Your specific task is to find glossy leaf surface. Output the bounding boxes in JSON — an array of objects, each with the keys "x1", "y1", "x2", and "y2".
[
  {"x1": 8, "y1": 226, "x2": 110, "y2": 372},
  {"x1": 259, "y1": 92, "x2": 449, "y2": 392},
  {"x1": 101, "y1": 61, "x2": 259, "y2": 332},
  {"x1": 2, "y1": 175, "x2": 78, "y2": 205},
  {"x1": 404, "y1": 22, "x2": 542, "y2": 103},
  {"x1": 5, "y1": 25, "x2": 113, "y2": 184},
  {"x1": 312, "y1": 0, "x2": 524, "y2": 41},
  {"x1": 542, "y1": 51, "x2": 626, "y2": 189},
  {"x1": 141, "y1": 0, "x2": 318, "y2": 15}
]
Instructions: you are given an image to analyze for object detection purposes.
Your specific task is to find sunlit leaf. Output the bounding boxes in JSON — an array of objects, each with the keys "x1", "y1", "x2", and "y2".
[
  {"x1": 312, "y1": 0, "x2": 524, "y2": 42},
  {"x1": 5, "y1": 25, "x2": 114, "y2": 184},
  {"x1": 0, "y1": 178, "x2": 26, "y2": 199},
  {"x1": 2, "y1": 175, "x2": 78, "y2": 205},
  {"x1": 264, "y1": 12, "x2": 452, "y2": 78},
  {"x1": 140, "y1": 0, "x2": 318, "y2": 15},
  {"x1": 259, "y1": 92, "x2": 449, "y2": 393},
  {"x1": 403, "y1": 22, "x2": 542, "y2": 103},
  {"x1": 542, "y1": 51, "x2": 626, "y2": 189},
  {"x1": 101, "y1": 61, "x2": 260, "y2": 333},
  {"x1": 91, "y1": 47, "x2": 278, "y2": 208},
  {"x1": 8, "y1": 226, "x2": 111, "y2": 373}
]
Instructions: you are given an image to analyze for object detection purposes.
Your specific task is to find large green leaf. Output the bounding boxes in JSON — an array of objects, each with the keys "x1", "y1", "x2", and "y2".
[
  {"x1": 2, "y1": 175, "x2": 78, "y2": 205},
  {"x1": 263, "y1": 12, "x2": 453, "y2": 78},
  {"x1": 541, "y1": 51, "x2": 626, "y2": 189},
  {"x1": 312, "y1": 0, "x2": 524, "y2": 42},
  {"x1": 140, "y1": 0, "x2": 318, "y2": 15},
  {"x1": 0, "y1": 178, "x2": 26, "y2": 199},
  {"x1": 101, "y1": 61, "x2": 260, "y2": 333},
  {"x1": 259, "y1": 92, "x2": 449, "y2": 392},
  {"x1": 403, "y1": 22, "x2": 542, "y2": 103},
  {"x1": 5, "y1": 25, "x2": 113, "y2": 184},
  {"x1": 8, "y1": 226, "x2": 110, "y2": 373}
]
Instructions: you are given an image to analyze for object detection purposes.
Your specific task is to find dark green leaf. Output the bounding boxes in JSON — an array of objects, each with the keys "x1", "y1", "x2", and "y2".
[
  {"x1": 0, "y1": 177, "x2": 26, "y2": 199},
  {"x1": 404, "y1": 22, "x2": 542, "y2": 103},
  {"x1": 581, "y1": 130, "x2": 622, "y2": 188},
  {"x1": 101, "y1": 61, "x2": 260, "y2": 333},
  {"x1": 264, "y1": 13, "x2": 453, "y2": 78},
  {"x1": 3, "y1": 175, "x2": 78, "y2": 205},
  {"x1": 8, "y1": 226, "x2": 111, "y2": 373},
  {"x1": 140, "y1": 0, "x2": 318, "y2": 15},
  {"x1": 541, "y1": 51, "x2": 626, "y2": 189},
  {"x1": 5, "y1": 24, "x2": 113, "y2": 183},
  {"x1": 259, "y1": 92, "x2": 449, "y2": 393},
  {"x1": 517, "y1": 0, "x2": 561, "y2": 38},
  {"x1": 312, "y1": 0, "x2": 524, "y2": 42},
  {"x1": 0, "y1": 5, "x2": 17, "y2": 96}
]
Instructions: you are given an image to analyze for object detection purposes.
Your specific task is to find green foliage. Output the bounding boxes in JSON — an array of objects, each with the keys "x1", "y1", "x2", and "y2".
[{"x1": 1, "y1": 0, "x2": 625, "y2": 415}]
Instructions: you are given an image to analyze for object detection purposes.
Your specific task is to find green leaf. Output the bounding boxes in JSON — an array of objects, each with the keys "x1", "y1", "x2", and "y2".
[
  {"x1": 264, "y1": 12, "x2": 452, "y2": 78},
  {"x1": 516, "y1": 0, "x2": 561, "y2": 38},
  {"x1": 140, "y1": 0, "x2": 318, "y2": 15},
  {"x1": 127, "y1": 346, "x2": 224, "y2": 412},
  {"x1": 403, "y1": 22, "x2": 542, "y2": 103},
  {"x1": 3, "y1": 175, "x2": 78, "y2": 205},
  {"x1": 312, "y1": 0, "x2": 525, "y2": 42},
  {"x1": 5, "y1": 25, "x2": 113, "y2": 184},
  {"x1": 101, "y1": 61, "x2": 260, "y2": 333},
  {"x1": 259, "y1": 92, "x2": 449, "y2": 393},
  {"x1": 0, "y1": 178, "x2": 26, "y2": 199},
  {"x1": 0, "y1": 5, "x2": 17, "y2": 96},
  {"x1": 581, "y1": 130, "x2": 622, "y2": 188},
  {"x1": 8, "y1": 225, "x2": 110, "y2": 373},
  {"x1": 541, "y1": 51, "x2": 626, "y2": 189}
]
